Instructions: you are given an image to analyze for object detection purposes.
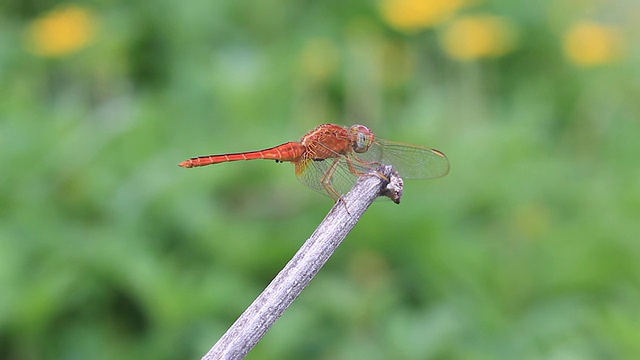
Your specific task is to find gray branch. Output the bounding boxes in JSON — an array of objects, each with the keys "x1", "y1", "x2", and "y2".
[{"x1": 201, "y1": 165, "x2": 403, "y2": 360}]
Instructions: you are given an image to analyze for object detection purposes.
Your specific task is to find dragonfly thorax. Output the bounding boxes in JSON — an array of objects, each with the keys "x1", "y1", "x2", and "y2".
[{"x1": 349, "y1": 124, "x2": 374, "y2": 154}]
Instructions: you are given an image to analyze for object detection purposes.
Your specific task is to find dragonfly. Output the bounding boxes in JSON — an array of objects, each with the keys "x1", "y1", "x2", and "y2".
[{"x1": 179, "y1": 124, "x2": 449, "y2": 201}]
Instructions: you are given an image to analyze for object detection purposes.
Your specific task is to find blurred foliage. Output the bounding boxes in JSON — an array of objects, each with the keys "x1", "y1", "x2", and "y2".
[{"x1": 2, "y1": 0, "x2": 640, "y2": 359}]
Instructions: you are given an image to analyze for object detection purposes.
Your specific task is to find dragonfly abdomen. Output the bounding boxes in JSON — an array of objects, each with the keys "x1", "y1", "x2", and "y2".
[{"x1": 178, "y1": 142, "x2": 305, "y2": 168}]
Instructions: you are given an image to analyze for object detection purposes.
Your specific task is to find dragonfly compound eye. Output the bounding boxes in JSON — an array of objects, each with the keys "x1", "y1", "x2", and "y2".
[{"x1": 351, "y1": 124, "x2": 374, "y2": 153}]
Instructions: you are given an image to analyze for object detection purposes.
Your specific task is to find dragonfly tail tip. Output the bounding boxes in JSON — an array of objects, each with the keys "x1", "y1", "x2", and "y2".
[{"x1": 178, "y1": 160, "x2": 193, "y2": 168}]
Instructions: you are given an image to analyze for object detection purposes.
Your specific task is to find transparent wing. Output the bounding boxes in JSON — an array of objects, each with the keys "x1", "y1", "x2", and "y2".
[
  {"x1": 295, "y1": 156, "x2": 362, "y2": 199},
  {"x1": 356, "y1": 137, "x2": 450, "y2": 179}
]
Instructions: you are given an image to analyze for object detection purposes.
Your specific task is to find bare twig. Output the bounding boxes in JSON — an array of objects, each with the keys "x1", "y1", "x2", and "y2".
[{"x1": 201, "y1": 165, "x2": 403, "y2": 360}]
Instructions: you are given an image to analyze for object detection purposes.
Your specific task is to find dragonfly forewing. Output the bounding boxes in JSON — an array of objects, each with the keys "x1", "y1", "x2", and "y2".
[{"x1": 358, "y1": 139, "x2": 450, "y2": 179}]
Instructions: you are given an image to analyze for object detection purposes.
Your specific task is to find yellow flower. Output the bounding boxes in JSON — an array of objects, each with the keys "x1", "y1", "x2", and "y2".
[
  {"x1": 440, "y1": 14, "x2": 517, "y2": 60},
  {"x1": 563, "y1": 21, "x2": 623, "y2": 67},
  {"x1": 380, "y1": 0, "x2": 468, "y2": 32},
  {"x1": 26, "y1": 5, "x2": 96, "y2": 57}
]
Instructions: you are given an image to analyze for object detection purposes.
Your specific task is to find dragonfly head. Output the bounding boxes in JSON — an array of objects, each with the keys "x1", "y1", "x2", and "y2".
[{"x1": 349, "y1": 124, "x2": 374, "y2": 153}]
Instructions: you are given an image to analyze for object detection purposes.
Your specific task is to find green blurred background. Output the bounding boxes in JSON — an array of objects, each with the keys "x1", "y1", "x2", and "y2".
[{"x1": 2, "y1": 0, "x2": 640, "y2": 359}]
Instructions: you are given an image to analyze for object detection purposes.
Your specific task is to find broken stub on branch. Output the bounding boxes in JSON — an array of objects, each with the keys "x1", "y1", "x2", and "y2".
[{"x1": 378, "y1": 165, "x2": 403, "y2": 204}]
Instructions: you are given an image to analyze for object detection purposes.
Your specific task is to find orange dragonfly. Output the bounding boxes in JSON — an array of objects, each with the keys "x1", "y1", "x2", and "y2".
[{"x1": 179, "y1": 124, "x2": 449, "y2": 200}]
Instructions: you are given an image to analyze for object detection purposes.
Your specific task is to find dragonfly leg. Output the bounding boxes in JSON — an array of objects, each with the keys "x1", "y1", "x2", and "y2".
[
  {"x1": 319, "y1": 158, "x2": 343, "y2": 201},
  {"x1": 346, "y1": 155, "x2": 388, "y2": 181},
  {"x1": 320, "y1": 158, "x2": 351, "y2": 212}
]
